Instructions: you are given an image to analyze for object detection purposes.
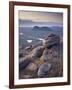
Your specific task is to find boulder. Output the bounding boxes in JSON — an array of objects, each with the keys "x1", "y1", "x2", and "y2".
[
  {"x1": 40, "y1": 44, "x2": 60, "y2": 62},
  {"x1": 43, "y1": 33, "x2": 60, "y2": 48},
  {"x1": 19, "y1": 46, "x2": 44, "y2": 71},
  {"x1": 26, "y1": 63, "x2": 37, "y2": 71},
  {"x1": 31, "y1": 46, "x2": 45, "y2": 58},
  {"x1": 19, "y1": 55, "x2": 31, "y2": 63},
  {"x1": 19, "y1": 56, "x2": 32, "y2": 71},
  {"x1": 48, "y1": 60, "x2": 63, "y2": 77},
  {"x1": 38, "y1": 62, "x2": 51, "y2": 77},
  {"x1": 40, "y1": 49, "x2": 49, "y2": 62}
]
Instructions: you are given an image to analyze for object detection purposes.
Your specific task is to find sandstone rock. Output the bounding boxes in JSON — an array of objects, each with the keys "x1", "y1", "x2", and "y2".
[
  {"x1": 40, "y1": 48, "x2": 56, "y2": 62},
  {"x1": 19, "y1": 57, "x2": 32, "y2": 71},
  {"x1": 40, "y1": 44, "x2": 60, "y2": 62},
  {"x1": 19, "y1": 46, "x2": 44, "y2": 71},
  {"x1": 48, "y1": 60, "x2": 63, "y2": 77},
  {"x1": 19, "y1": 33, "x2": 63, "y2": 79},
  {"x1": 38, "y1": 62, "x2": 51, "y2": 77},
  {"x1": 26, "y1": 63, "x2": 37, "y2": 71},
  {"x1": 43, "y1": 33, "x2": 60, "y2": 48},
  {"x1": 40, "y1": 49, "x2": 49, "y2": 62},
  {"x1": 31, "y1": 46, "x2": 44, "y2": 58},
  {"x1": 19, "y1": 55, "x2": 31, "y2": 63}
]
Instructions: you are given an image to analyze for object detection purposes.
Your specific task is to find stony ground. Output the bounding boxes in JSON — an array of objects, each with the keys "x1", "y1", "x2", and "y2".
[{"x1": 19, "y1": 33, "x2": 63, "y2": 79}]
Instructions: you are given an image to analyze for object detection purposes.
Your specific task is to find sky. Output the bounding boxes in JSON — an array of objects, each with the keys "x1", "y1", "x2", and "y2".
[{"x1": 19, "y1": 10, "x2": 63, "y2": 27}]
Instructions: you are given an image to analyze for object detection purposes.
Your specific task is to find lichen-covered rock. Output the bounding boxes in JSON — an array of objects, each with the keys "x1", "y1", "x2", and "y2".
[
  {"x1": 40, "y1": 49, "x2": 49, "y2": 62},
  {"x1": 19, "y1": 55, "x2": 32, "y2": 63},
  {"x1": 31, "y1": 46, "x2": 45, "y2": 58},
  {"x1": 19, "y1": 33, "x2": 63, "y2": 79},
  {"x1": 43, "y1": 33, "x2": 60, "y2": 48},
  {"x1": 48, "y1": 59, "x2": 63, "y2": 77},
  {"x1": 19, "y1": 55, "x2": 34, "y2": 71},
  {"x1": 40, "y1": 43, "x2": 62, "y2": 63},
  {"x1": 26, "y1": 63, "x2": 37, "y2": 71},
  {"x1": 38, "y1": 63, "x2": 51, "y2": 77},
  {"x1": 19, "y1": 46, "x2": 44, "y2": 71}
]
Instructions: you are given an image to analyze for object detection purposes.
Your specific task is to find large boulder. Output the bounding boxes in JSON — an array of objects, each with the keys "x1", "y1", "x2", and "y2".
[
  {"x1": 38, "y1": 62, "x2": 51, "y2": 78},
  {"x1": 40, "y1": 43, "x2": 61, "y2": 63},
  {"x1": 19, "y1": 33, "x2": 63, "y2": 79},
  {"x1": 19, "y1": 59, "x2": 32, "y2": 71},
  {"x1": 48, "y1": 59, "x2": 63, "y2": 77},
  {"x1": 40, "y1": 49, "x2": 51, "y2": 62},
  {"x1": 26, "y1": 62, "x2": 37, "y2": 71},
  {"x1": 31, "y1": 46, "x2": 45, "y2": 58},
  {"x1": 19, "y1": 55, "x2": 33, "y2": 71},
  {"x1": 43, "y1": 33, "x2": 60, "y2": 48},
  {"x1": 19, "y1": 46, "x2": 44, "y2": 71},
  {"x1": 19, "y1": 55, "x2": 32, "y2": 63}
]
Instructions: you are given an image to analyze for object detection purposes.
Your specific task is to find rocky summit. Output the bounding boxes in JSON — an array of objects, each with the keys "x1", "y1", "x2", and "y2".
[
  {"x1": 43, "y1": 33, "x2": 60, "y2": 48},
  {"x1": 38, "y1": 62, "x2": 51, "y2": 77},
  {"x1": 19, "y1": 33, "x2": 63, "y2": 79}
]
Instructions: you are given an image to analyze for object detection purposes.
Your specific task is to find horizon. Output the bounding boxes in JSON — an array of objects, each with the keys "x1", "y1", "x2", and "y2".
[{"x1": 19, "y1": 19, "x2": 63, "y2": 27}]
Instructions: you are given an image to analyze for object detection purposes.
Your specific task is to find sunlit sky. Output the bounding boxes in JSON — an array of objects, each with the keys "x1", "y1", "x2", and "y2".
[{"x1": 19, "y1": 10, "x2": 63, "y2": 24}]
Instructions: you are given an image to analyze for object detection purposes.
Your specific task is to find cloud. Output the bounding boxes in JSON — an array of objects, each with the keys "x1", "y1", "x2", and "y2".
[{"x1": 19, "y1": 11, "x2": 63, "y2": 24}]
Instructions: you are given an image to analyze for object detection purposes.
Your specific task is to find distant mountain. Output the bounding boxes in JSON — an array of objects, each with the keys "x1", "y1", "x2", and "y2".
[
  {"x1": 51, "y1": 26, "x2": 63, "y2": 31},
  {"x1": 19, "y1": 19, "x2": 63, "y2": 27},
  {"x1": 32, "y1": 26, "x2": 52, "y2": 31}
]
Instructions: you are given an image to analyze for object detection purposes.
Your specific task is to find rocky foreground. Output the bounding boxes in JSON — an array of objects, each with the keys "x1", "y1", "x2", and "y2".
[{"x1": 19, "y1": 33, "x2": 63, "y2": 79}]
